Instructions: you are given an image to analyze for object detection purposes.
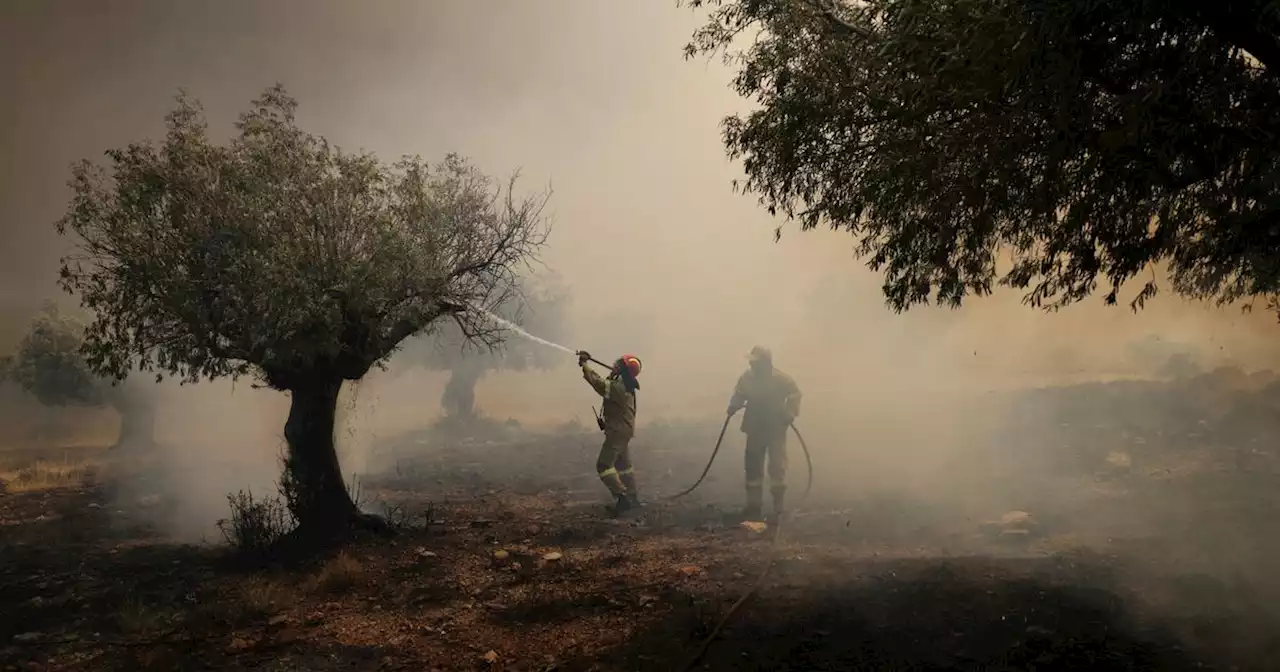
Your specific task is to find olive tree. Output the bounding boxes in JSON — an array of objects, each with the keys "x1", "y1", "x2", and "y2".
[
  {"x1": 399, "y1": 273, "x2": 570, "y2": 420},
  {"x1": 683, "y1": 0, "x2": 1280, "y2": 312},
  {"x1": 1, "y1": 302, "x2": 158, "y2": 449},
  {"x1": 56, "y1": 86, "x2": 550, "y2": 537}
]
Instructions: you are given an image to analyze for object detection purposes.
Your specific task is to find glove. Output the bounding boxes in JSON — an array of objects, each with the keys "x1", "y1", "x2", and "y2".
[{"x1": 576, "y1": 350, "x2": 591, "y2": 367}]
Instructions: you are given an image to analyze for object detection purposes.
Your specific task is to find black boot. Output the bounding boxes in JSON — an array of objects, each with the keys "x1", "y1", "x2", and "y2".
[
  {"x1": 620, "y1": 473, "x2": 644, "y2": 508},
  {"x1": 612, "y1": 493, "x2": 633, "y2": 516},
  {"x1": 770, "y1": 486, "x2": 787, "y2": 520}
]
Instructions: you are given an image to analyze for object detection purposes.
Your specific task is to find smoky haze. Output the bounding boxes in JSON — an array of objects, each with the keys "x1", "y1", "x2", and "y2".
[{"x1": 2, "y1": 0, "x2": 1279, "y2": 569}]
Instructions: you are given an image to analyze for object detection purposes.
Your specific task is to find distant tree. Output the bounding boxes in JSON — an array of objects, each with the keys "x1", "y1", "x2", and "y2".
[
  {"x1": 398, "y1": 273, "x2": 570, "y2": 420},
  {"x1": 683, "y1": 0, "x2": 1280, "y2": 312},
  {"x1": 1125, "y1": 334, "x2": 1204, "y2": 379},
  {"x1": 56, "y1": 86, "x2": 550, "y2": 539},
  {"x1": 1, "y1": 302, "x2": 157, "y2": 449}
]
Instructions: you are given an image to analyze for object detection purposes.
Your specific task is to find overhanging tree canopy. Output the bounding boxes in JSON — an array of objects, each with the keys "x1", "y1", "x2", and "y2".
[
  {"x1": 57, "y1": 85, "x2": 550, "y2": 536},
  {"x1": 683, "y1": 0, "x2": 1280, "y2": 311}
]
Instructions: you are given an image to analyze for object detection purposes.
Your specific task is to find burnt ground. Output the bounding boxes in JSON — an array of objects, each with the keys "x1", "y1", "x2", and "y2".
[{"x1": 3, "y1": 378, "x2": 1280, "y2": 671}]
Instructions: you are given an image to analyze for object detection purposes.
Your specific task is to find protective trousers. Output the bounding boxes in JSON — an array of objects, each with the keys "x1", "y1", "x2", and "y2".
[
  {"x1": 596, "y1": 431, "x2": 636, "y2": 499},
  {"x1": 744, "y1": 428, "x2": 788, "y2": 515}
]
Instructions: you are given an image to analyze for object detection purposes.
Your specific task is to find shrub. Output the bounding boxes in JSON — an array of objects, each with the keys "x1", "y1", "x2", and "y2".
[{"x1": 217, "y1": 489, "x2": 296, "y2": 559}]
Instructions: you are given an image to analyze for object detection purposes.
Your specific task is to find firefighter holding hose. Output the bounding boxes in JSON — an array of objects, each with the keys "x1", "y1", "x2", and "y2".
[
  {"x1": 577, "y1": 350, "x2": 643, "y2": 515},
  {"x1": 727, "y1": 346, "x2": 802, "y2": 522}
]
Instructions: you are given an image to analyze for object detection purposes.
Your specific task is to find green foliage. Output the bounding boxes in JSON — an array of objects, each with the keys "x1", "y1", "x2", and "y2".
[
  {"x1": 4, "y1": 302, "x2": 103, "y2": 407},
  {"x1": 57, "y1": 85, "x2": 551, "y2": 391},
  {"x1": 683, "y1": 0, "x2": 1280, "y2": 311}
]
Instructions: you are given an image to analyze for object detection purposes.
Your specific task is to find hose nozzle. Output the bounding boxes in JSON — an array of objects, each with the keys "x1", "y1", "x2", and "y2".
[{"x1": 575, "y1": 351, "x2": 611, "y2": 369}]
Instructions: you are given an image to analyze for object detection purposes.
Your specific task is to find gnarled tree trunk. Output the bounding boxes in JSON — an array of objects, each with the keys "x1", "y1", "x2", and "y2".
[
  {"x1": 102, "y1": 380, "x2": 158, "y2": 452},
  {"x1": 442, "y1": 360, "x2": 487, "y2": 419},
  {"x1": 109, "y1": 397, "x2": 156, "y2": 452},
  {"x1": 115, "y1": 404, "x2": 156, "y2": 451},
  {"x1": 282, "y1": 376, "x2": 359, "y2": 538}
]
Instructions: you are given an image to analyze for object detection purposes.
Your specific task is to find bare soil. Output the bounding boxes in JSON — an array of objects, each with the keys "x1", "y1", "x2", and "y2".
[{"x1": 3, "y1": 380, "x2": 1280, "y2": 671}]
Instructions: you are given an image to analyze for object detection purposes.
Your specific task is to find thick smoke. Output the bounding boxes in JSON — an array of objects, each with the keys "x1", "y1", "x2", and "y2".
[{"x1": 1, "y1": 1, "x2": 1278, "y2": 580}]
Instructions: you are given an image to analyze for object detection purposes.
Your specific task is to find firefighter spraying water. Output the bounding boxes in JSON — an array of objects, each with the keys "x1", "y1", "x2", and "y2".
[
  {"x1": 575, "y1": 350, "x2": 643, "y2": 515},
  {"x1": 465, "y1": 305, "x2": 644, "y2": 514}
]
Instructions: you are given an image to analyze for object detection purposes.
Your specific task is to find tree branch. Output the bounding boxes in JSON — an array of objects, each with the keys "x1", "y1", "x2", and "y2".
[
  {"x1": 805, "y1": 0, "x2": 874, "y2": 39},
  {"x1": 384, "y1": 304, "x2": 463, "y2": 351}
]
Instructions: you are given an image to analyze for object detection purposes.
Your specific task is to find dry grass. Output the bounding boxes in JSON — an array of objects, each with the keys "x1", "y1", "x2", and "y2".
[
  {"x1": 305, "y1": 551, "x2": 366, "y2": 595},
  {"x1": 237, "y1": 576, "x2": 295, "y2": 616},
  {"x1": 0, "y1": 457, "x2": 97, "y2": 492},
  {"x1": 0, "y1": 402, "x2": 120, "y2": 451}
]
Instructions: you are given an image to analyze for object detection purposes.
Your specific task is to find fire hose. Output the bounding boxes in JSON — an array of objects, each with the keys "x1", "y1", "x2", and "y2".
[
  {"x1": 666, "y1": 408, "x2": 813, "y2": 504},
  {"x1": 574, "y1": 358, "x2": 812, "y2": 508},
  {"x1": 576, "y1": 353, "x2": 815, "y2": 668},
  {"x1": 666, "y1": 408, "x2": 814, "y2": 671},
  {"x1": 578, "y1": 354, "x2": 613, "y2": 370}
]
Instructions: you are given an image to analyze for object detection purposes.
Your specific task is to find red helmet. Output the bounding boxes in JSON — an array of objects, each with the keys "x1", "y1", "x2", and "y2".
[{"x1": 618, "y1": 354, "x2": 642, "y2": 378}]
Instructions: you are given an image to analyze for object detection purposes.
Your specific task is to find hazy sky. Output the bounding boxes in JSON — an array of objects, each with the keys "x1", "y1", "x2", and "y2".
[
  {"x1": 1, "y1": 1, "x2": 769, "y2": 302},
  {"x1": 3, "y1": 0, "x2": 1277, "y2": 392}
]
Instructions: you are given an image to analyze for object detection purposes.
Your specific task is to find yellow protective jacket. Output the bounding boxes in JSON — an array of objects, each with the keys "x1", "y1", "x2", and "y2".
[
  {"x1": 583, "y1": 365, "x2": 637, "y2": 436},
  {"x1": 730, "y1": 368, "x2": 801, "y2": 436}
]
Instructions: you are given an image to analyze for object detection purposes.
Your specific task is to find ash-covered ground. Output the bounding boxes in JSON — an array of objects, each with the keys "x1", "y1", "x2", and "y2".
[{"x1": 3, "y1": 369, "x2": 1279, "y2": 671}]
